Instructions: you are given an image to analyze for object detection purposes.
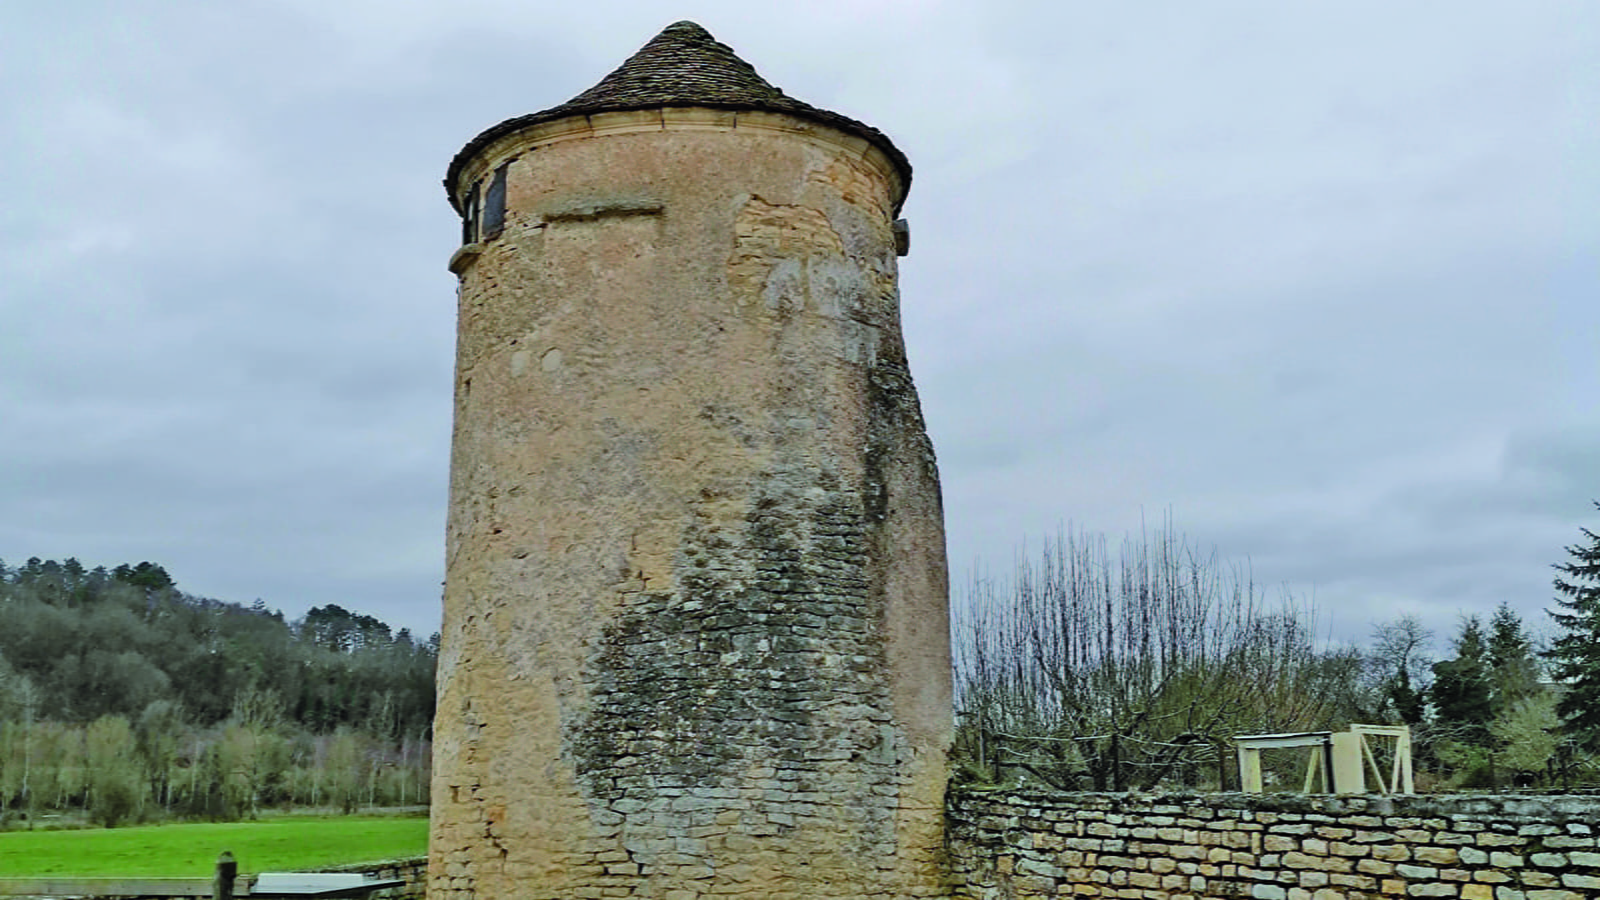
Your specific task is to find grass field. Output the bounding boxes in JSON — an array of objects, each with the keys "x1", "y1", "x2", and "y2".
[{"x1": 0, "y1": 815, "x2": 428, "y2": 876}]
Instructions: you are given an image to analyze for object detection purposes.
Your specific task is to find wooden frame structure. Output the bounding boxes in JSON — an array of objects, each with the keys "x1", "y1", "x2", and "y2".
[
  {"x1": 1235, "y1": 725, "x2": 1413, "y2": 795},
  {"x1": 1341, "y1": 724, "x2": 1415, "y2": 794},
  {"x1": 1234, "y1": 731, "x2": 1335, "y2": 794}
]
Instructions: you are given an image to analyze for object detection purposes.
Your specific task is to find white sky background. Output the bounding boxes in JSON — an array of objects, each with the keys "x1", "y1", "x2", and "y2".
[{"x1": 2, "y1": 1, "x2": 1595, "y2": 655}]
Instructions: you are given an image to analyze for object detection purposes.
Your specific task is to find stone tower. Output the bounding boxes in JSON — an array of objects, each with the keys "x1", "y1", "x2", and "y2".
[{"x1": 432, "y1": 22, "x2": 951, "y2": 900}]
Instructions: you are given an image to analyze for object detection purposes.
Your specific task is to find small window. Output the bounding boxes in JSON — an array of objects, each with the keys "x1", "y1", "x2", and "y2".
[
  {"x1": 482, "y1": 162, "x2": 510, "y2": 240},
  {"x1": 461, "y1": 179, "x2": 481, "y2": 245}
]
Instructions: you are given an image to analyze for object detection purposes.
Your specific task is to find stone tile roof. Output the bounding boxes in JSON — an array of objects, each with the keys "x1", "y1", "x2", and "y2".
[{"x1": 445, "y1": 21, "x2": 910, "y2": 206}]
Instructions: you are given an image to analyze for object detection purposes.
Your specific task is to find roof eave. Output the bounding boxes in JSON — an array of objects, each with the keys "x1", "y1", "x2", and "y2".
[{"x1": 443, "y1": 102, "x2": 912, "y2": 215}]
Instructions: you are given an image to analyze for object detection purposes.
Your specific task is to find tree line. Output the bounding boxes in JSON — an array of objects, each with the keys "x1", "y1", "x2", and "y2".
[
  {"x1": 953, "y1": 507, "x2": 1600, "y2": 793},
  {"x1": 0, "y1": 557, "x2": 435, "y2": 827}
]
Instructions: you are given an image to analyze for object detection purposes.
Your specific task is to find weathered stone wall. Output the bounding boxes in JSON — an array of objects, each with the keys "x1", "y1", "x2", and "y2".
[
  {"x1": 320, "y1": 857, "x2": 429, "y2": 899},
  {"x1": 948, "y1": 788, "x2": 1600, "y2": 900},
  {"x1": 433, "y1": 109, "x2": 950, "y2": 900}
]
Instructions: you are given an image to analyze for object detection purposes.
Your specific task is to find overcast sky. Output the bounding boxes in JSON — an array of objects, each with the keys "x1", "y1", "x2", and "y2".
[{"x1": 3, "y1": 2, "x2": 1595, "y2": 654}]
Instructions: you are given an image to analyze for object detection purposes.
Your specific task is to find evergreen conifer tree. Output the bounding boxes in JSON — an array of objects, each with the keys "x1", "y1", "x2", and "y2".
[
  {"x1": 1548, "y1": 502, "x2": 1600, "y2": 749},
  {"x1": 1486, "y1": 602, "x2": 1539, "y2": 715},
  {"x1": 1431, "y1": 616, "x2": 1494, "y2": 744},
  {"x1": 1386, "y1": 668, "x2": 1427, "y2": 725}
]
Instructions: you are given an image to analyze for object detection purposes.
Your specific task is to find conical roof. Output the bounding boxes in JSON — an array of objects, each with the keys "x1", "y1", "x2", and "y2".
[{"x1": 445, "y1": 21, "x2": 910, "y2": 205}]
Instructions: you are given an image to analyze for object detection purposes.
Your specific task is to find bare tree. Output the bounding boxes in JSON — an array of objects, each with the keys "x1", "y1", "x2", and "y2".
[
  {"x1": 953, "y1": 523, "x2": 1348, "y2": 791},
  {"x1": 1368, "y1": 615, "x2": 1433, "y2": 725}
]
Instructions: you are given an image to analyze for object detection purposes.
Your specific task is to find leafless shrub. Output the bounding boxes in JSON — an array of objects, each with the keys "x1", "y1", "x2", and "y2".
[{"x1": 953, "y1": 522, "x2": 1348, "y2": 792}]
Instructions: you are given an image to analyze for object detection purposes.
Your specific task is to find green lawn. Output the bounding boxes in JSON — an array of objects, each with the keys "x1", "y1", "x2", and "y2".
[{"x1": 0, "y1": 816, "x2": 428, "y2": 876}]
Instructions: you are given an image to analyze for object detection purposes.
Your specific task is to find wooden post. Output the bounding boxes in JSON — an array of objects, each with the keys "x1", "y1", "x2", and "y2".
[
  {"x1": 1301, "y1": 745, "x2": 1320, "y2": 792},
  {"x1": 214, "y1": 851, "x2": 236, "y2": 900},
  {"x1": 1331, "y1": 731, "x2": 1364, "y2": 794},
  {"x1": 1397, "y1": 728, "x2": 1415, "y2": 794},
  {"x1": 1237, "y1": 746, "x2": 1263, "y2": 793}
]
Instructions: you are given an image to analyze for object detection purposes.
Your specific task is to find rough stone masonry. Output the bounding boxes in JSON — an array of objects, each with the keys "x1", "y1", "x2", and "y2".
[
  {"x1": 431, "y1": 22, "x2": 952, "y2": 900},
  {"x1": 946, "y1": 789, "x2": 1600, "y2": 900}
]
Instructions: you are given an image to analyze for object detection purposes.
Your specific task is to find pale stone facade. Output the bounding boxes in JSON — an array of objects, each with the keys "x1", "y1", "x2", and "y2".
[{"x1": 431, "y1": 23, "x2": 951, "y2": 900}]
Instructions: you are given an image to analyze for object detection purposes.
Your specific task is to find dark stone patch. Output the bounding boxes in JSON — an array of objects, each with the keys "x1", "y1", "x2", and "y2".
[{"x1": 570, "y1": 470, "x2": 899, "y2": 862}]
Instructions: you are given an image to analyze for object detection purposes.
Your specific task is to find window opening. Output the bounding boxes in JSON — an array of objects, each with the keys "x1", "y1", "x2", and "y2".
[
  {"x1": 461, "y1": 179, "x2": 482, "y2": 245},
  {"x1": 483, "y1": 162, "x2": 510, "y2": 240}
]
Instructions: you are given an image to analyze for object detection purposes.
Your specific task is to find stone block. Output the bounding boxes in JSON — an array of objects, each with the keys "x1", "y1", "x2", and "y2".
[
  {"x1": 1415, "y1": 847, "x2": 1459, "y2": 865},
  {"x1": 1358, "y1": 858, "x2": 1395, "y2": 876},
  {"x1": 1297, "y1": 870, "x2": 1330, "y2": 888},
  {"x1": 1374, "y1": 844, "x2": 1412, "y2": 861},
  {"x1": 1015, "y1": 857, "x2": 1061, "y2": 877},
  {"x1": 1328, "y1": 872, "x2": 1378, "y2": 891}
]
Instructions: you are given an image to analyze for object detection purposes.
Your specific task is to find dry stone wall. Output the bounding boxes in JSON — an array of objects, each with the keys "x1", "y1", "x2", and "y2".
[
  {"x1": 319, "y1": 858, "x2": 429, "y2": 900},
  {"x1": 948, "y1": 788, "x2": 1600, "y2": 900}
]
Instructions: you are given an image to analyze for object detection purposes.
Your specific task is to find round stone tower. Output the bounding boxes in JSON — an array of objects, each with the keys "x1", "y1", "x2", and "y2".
[{"x1": 431, "y1": 22, "x2": 951, "y2": 900}]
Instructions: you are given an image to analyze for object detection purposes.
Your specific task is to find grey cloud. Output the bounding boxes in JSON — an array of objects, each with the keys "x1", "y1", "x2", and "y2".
[{"x1": 3, "y1": 2, "x2": 1596, "y2": 645}]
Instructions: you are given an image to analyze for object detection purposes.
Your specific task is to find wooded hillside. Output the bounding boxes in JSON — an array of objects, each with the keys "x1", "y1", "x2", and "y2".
[{"x1": 0, "y1": 557, "x2": 435, "y2": 826}]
